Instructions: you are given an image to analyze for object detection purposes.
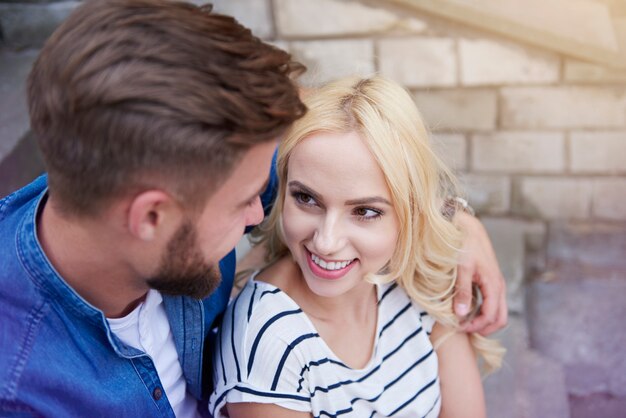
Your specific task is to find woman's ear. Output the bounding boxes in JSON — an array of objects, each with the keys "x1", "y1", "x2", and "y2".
[{"x1": 127, "y1": 190, "x2": 182, "y2": 241}]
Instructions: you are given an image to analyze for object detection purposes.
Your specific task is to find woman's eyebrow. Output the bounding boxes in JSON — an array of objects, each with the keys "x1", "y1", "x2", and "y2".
[
  {"x1": 288, "y1": 181, "x2": 323, "y2": 202},
  {"x1": 345, "y1": 196, "x2": 392, "y2": 206},
  {"x1": 289, "y1": 180, "x2": 390, "y2": 207}
]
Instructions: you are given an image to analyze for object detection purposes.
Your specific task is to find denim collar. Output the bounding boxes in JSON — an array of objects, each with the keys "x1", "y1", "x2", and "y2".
[{"x1": 15, "y1": 183, "x2": 144, "y2": 357}]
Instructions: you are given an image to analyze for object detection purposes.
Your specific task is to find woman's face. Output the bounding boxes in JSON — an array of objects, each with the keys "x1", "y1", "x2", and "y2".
[{"x1": 281, "y1": 130, "x2": 400, "y2": 298}]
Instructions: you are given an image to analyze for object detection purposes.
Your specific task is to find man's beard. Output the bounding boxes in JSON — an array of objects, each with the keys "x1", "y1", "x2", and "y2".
[{"x1": 147, "y1": 221, "x2": 222, "y2": 300}]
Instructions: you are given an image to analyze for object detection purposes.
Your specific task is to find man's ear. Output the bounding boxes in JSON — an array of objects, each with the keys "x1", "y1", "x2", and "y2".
[{"x1": 127, "y1": 190, "x2": 182, "y2": 241}]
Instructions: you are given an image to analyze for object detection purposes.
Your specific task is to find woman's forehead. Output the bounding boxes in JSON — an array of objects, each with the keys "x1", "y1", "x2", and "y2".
[{"x1": 287, "y1": 131, "x2": 392, "y2": 201}]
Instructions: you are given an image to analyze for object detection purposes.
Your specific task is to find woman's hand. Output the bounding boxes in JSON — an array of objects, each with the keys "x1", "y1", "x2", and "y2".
[{"x1": 454, "y1": 211, "x2": 508, "y2": 336}]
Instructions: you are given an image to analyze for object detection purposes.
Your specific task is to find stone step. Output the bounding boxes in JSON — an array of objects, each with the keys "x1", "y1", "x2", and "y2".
[
  {"x1": 527, "y1": 279, "x2": 626, "y2": 417},
  {"x1": 0, "y1": 1, "x2": 79, "y2": 49},
  {"x1": 0, "y1": 48, "x2": 37, "y2": 158},
  {"x1": 570, "y1": 394, "x2": 626, "y2": 418},
  {"x1": 546, "y1": 222, "x2": 626, "y2": 271},
  {"x1": 484, "y1": 315, "x2": 570, "y2": 418},
  {"x1": 0, "y1": 47, "x2": 44, "y2": 198}
]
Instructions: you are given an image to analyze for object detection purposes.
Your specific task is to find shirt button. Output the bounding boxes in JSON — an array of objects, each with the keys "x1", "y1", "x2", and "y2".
[{"x1": 153, "y1": 387, "x2": 163, "y2": 401}]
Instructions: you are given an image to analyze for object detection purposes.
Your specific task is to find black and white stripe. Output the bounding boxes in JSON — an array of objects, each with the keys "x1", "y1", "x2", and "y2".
[{"x1": 209, "y1": 276, "x2": 440, "y2": 418}]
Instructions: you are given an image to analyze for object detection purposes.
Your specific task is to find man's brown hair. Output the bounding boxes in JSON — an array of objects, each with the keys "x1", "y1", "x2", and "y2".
[{"x1": 28, "y1": 0, "x2": 306, "y2": 215}]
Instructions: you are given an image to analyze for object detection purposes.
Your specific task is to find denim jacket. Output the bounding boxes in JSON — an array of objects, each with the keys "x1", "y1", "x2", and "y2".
[{"x1": 0, "y1": 161, "x2": 278, "y2": 417}]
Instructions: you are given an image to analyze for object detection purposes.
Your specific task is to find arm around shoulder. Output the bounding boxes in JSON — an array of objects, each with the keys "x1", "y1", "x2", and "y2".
[
  {"x1": 453, "y1": 210, "x2": 508, "y2": 335},
  {"x1": 430, "y1": 322, "x2": 486, "y2": 418}
]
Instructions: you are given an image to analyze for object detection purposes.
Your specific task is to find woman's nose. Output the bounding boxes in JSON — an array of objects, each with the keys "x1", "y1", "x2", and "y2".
[{"x1": 312, "y1": 215, "x2": 346, "y2": 256}]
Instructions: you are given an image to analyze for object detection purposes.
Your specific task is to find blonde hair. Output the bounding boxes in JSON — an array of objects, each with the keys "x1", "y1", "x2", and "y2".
[{"x1": 254, "y1": 75, "x2": 503, "y2": 373}]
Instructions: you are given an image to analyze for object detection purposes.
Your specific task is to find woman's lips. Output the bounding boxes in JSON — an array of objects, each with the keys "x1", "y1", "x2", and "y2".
[{"x1": 306, "y1": 249, "x2": 357, "y2": 280}]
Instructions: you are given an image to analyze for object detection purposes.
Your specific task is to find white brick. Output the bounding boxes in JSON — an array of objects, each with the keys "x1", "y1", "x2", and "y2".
[
  {"x1": 472, "y1": 132, "x2": 565, "y2": 173},
  {"x1": 481, "y1": 218, "x2": 546, "y2": 313},
  {"x1": 289, "y1": 40, "x2": 375, "y2": 86},
  {"x1": 460, "y1": 174, "x2": 511, "y2": 214},
  {"x1": 501, "y1": 87, "x2": 626, "y2": 129},
  {"x1": 570, "y1": 131, "x2": 626, "y2": 173},
  {"x1": 267, "y1": 40, "x2": 289, "y2": 53},
  {"x1": 413, "y1": 89, "x2": 497, "y2": 131},
  {"x1": 482, "y1": 217, "x2": 525, "y2": 312},
  {"x1": 459, "y1": 38, "x2": 559, "y2": 85},
  {"x1": 274, "y1": 0, "x2": 398, "y2": 37},
  {"x1": 450, "y1": 0, "x2": 618, "y2": 54},
  {"x1": 564, "y1": 59, "x2": 626, "y2": 84},
  {"x1": 593, "y1": 179, "x2": 626, "y2": 220},
  {"x1": 431, "y1": 133, "x2": 467, "y2": 171},
  {"x1": 378, "y1": 38, "x2": 456, "y2": 88},
  {"x1": 206, "y1": 0, "x2": 273, "y2": 39},
  {"x1": 515, "y1": 178, "x2": 592, "y2": 219},
  {"x1": 394, "y1": 18, "x2": 428, "y2": 34}
]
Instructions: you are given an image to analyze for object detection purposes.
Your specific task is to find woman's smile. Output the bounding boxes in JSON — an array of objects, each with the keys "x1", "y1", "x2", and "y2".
[{"x1": 306, "y1": 248, "x2": 358, "y2": 280}]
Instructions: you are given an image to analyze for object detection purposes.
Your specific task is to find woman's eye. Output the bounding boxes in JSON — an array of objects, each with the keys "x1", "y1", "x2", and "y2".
[
  {"x1": 354, "y1": 207, "x2": 383, "y2": 220},
  {"x1": 292, "y1": 192, "x2": 316, "y2": 206}
]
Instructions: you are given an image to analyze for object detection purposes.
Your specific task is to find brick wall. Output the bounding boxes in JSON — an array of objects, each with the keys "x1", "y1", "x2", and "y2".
[
  {"x1": 210, "y1": 0, "x2": 626, "y2": 225},
  {"x1": 3, "y1": 0, "x2": 623, "y2": 224}
]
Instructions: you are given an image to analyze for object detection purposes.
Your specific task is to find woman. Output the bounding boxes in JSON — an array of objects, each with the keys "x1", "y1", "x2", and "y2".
[{"x1": 209, "y1": 76, "x2": 503, "y2": 418}]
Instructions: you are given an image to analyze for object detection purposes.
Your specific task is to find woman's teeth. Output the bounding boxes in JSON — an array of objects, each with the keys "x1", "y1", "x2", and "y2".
[{"x1": 311, "y1": 253, "x2": 353, "y2": 271}]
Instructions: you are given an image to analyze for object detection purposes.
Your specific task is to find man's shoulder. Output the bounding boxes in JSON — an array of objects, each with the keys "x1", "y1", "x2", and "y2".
[
  {"x1": 0, "y1": 176, "x2": 48, "y2": 321},
  {"x1": 0, "y1": 176, "x2": 47, "y2": 300},
  {"x1": 0, "y1": 177, "x2": 51, "y2": 403},
  {"x1": 0, "y1": 289, "x2": 50, "y2": 409},
  {"x1": 0, "y1": 176, "x2": 47, "y2": 275},
  {"x1": 0, "y1": 175, "x2": 47, "y2": 224}
]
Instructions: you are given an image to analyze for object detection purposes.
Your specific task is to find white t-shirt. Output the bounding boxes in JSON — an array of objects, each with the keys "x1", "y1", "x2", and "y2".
[
  {"x1": 107, "y1": 290, "x2": 200, "y2": 418},
  {"x1": 209, "y1": 276, "x2": 441, "y2": 418}
]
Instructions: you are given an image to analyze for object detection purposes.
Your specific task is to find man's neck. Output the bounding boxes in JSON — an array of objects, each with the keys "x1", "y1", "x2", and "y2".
[{"x1": 37, "y1": 198, "x2": 149, "y2": 318}]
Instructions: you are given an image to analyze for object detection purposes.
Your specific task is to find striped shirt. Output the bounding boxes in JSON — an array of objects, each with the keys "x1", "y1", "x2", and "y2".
[{"x1": 209, "y1": 275, "x2": 440, "y2": 418}]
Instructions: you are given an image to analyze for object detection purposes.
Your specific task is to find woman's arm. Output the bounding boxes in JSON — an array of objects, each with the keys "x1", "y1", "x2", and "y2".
[
  {"x1": 430, "y1": 323, "x2": 486, "y2": 418},
  {"x1": 227, "y1": 402, "x2": 312, "y2": 418}
]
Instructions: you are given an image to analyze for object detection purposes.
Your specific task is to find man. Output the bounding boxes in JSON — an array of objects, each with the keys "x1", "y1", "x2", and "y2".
[{"x1": 0, "y1": 0, "x2": 506, "y2": 416}]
